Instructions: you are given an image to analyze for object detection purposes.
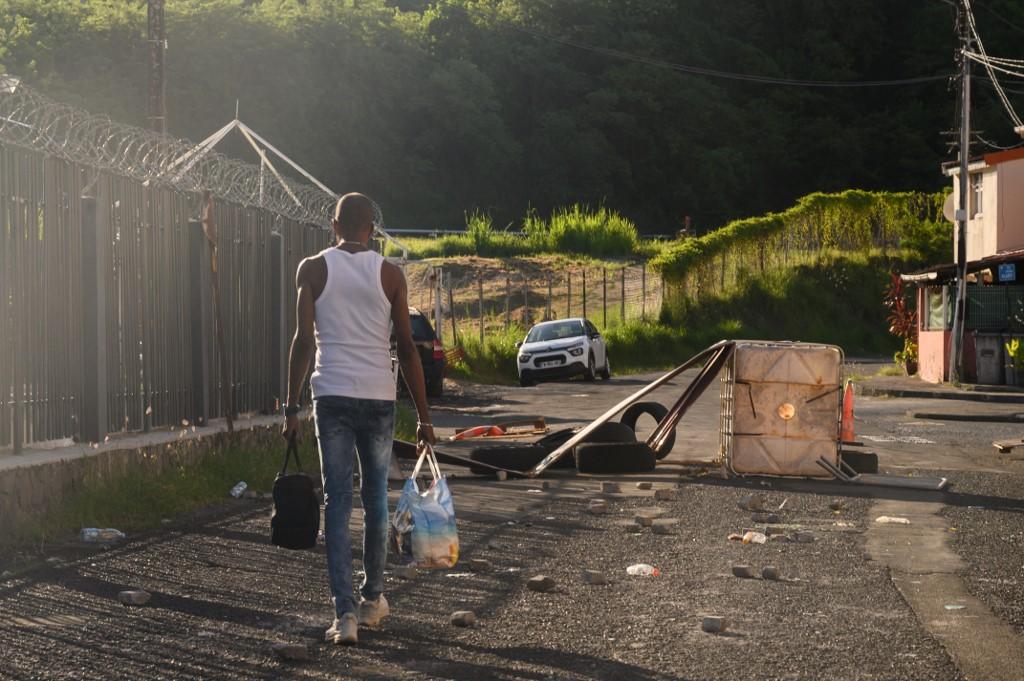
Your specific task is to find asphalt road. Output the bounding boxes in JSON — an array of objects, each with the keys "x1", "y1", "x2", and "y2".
[{"x1": 2, "y1": 368, "x2": 1023, "y2": 680}]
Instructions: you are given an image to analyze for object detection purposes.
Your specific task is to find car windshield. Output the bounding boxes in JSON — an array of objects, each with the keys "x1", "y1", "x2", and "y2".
[
  {"x1": 526, "y1": 320, "x2": 585, "y2": 343},
  {"x1": 409, "y1": 315, "x2": 435, "y2": 341}
]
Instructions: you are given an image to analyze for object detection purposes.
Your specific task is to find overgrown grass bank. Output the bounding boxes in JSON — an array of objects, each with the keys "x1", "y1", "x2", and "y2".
[
  {"x1": 386, "y1": 206, "x2": 663, "y2": 259},
  {"x1": 9, "y1": 405, "x2": 418, "y2": 546}
]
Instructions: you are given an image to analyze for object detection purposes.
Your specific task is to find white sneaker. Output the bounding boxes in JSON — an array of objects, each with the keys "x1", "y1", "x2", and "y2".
[
  {"x1": 325, "y1": 613, "x2": 358, "y2": 645},
  {"x1": 357, "y1": 594, "x2": 390, "y2": 627}
]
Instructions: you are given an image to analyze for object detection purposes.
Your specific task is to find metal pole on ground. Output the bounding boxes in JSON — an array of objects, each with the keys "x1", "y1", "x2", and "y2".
[{"x1": 950, "y1": 0, "x2": 972, "y2": 382}]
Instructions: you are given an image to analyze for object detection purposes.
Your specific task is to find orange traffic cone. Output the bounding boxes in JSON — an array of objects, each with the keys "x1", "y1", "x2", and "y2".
[{"x1": 840, "y1": 380, "x2": 855, "y2": 443}]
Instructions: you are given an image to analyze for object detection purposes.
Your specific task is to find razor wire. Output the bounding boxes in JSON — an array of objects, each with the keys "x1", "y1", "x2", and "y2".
[{"x1": 0, "y1": 75, "x2": 348, "y2": 228}]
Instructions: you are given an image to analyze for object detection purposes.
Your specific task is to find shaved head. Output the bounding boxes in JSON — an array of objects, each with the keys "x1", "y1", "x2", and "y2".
[{"x1": 333, "y1": 193, "x2": 375, "y2": 237}]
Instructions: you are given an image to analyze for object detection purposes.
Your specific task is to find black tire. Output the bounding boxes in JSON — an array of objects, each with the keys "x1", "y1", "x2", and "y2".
[
  {"x1": 584, "y1": 354, "x2": 596, "y2": 381},
  {"x1": 585, "y1": 421, "x2": 637, "y2": 444},
  {"x1": 620, "y1": 401, "x2": 675, "y2": 459},
  {"x1": 534, "y1": 428, "x2": 577, "y2": 468},
  {"x1": 427, "y1": 375, "x2": 444, "y2": 397},
  {"x1": 468, "y1": 444, "x2": 547, "y2": 475},
  {"x1": 842, "y1": 451, "x2": 879, "y2": 475},
  {"x1": 574, "y1": 442, "x2": 657, "y2": 474},
  {"x1": 519, "y1": 372, "x2": 535, "y2": 387},
  {"x1": 599, "y1": 356, "x2": 611, "y2": 380}
]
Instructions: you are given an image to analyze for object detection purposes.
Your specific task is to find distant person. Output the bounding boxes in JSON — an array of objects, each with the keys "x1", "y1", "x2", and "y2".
[{"x1": 282, "y1": 193, "x2": 436, "y2": 646}]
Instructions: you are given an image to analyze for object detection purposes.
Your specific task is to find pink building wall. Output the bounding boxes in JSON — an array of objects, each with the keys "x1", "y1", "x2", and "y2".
[{"x1": 915, "y1": 289, "x2": 977, "y2": 383}]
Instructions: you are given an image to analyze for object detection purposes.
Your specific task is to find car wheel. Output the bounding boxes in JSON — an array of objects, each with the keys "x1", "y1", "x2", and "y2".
[
  {"x1": 519, "y1": 373, "x2": 535, "y2": 387},
  {"x1": 842, "y1": 451, "x2": 878, "y2": 475},
  {"x1": 584, "y1": 354, "x2": 596, "y2": 381},
  {"x1": 574, "y1": 442, "x2": 657, "y2": 474},
  {"x1": 599, "y1": 356, "x2": 611, "y2": 381},
  {"x1": 468, "y1": 444, "x2": 547, "y2": 474},
  {"x1": 620, "y1": 402, "x2": 675, "y2": 459}
]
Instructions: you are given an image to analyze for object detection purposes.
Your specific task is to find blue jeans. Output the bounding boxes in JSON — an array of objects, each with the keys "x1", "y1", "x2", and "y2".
[{"x1": 313, "y1": 395, "x2": 396, "y2": 618}]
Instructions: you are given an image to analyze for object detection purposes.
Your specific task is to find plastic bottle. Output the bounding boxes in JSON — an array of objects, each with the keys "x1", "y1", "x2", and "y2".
[
  {"x1": 626, "y1": 563, "x2": 661, "y2": 577},
  {"x1": 79, "y1": 528, "x2": 126, "y2": 543},
  {"x1": 229, "y1": 481, "x2": 248, "y2": 498}
]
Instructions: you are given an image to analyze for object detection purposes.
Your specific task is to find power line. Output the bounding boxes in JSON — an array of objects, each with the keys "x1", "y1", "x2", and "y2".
[
  {"x1": 974, "y1": 0, "x2": 1024, "y2": 35},
  {"x1": 508, "y1": 24, "x2": 952, "y2": 88}
]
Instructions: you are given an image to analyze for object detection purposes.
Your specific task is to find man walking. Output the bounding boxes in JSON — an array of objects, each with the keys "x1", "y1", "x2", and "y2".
[{"x1": 282, "y1": 193, "x2": 436, "y2": 645}]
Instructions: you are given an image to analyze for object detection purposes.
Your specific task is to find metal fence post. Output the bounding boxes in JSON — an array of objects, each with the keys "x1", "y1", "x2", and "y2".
[
  {"x1": 522, "y1": 279, "x2": 529, "y2": 325},
  {"x1": 504, "y1": 276, "x2": 511, "y2": 329},
  {"x1": 620, "y1": 267, "x2": 626, "y2": 322},
  {"x1": 582, "y1": 268, "x2": 587, "y2": 320},
  {"x1": 478, "y1": 274, "x2": 484, "y2": 345},
  {"x1": 641, "y1": 263, "x2": 647, "y2": 320},
  {"x1": 269, "y1": 231, "x2": 285, "y2": 413},
  {"x1": 566, "y1": 273, "x2": 572, "y2": 318},
  {"x1": 189, "y1": 217, "x2": 211, "y2": 427},
  {"x1": 546, "y1": 274, "x2": 553, "y2": 320},
  {"x1": 80, "y1": 185, "x2": 109, "y2": 444},
  {"x1": 602, "y1": 268, "x2": 607, "y2": 328}
]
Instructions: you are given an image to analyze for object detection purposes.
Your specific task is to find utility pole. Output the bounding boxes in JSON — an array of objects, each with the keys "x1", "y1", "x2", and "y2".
[
  {"x1": 949, "y1": 0, "x2": 971, "y2": 382},
  {"x1": 148, "y1": 0, "x2": 167, "y2": 134}
]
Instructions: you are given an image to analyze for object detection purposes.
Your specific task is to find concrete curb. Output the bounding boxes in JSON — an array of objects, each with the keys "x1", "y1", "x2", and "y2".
[
  {"x1": 860, "y1": 385, "x2": 1024, "y2": 405},
  {"x1": 910, "y1": 411, "x2": 1024, "y2": 423}
]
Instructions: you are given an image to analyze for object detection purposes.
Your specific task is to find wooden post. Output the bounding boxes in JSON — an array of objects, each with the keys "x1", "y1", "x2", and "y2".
[
  {"x1": 478, "y1": 274, "x2": 484, "y2": 345},
  {"x1": 522, "y1": 279, "x2": 529, "y2": 325},
  {"x1": 80, "y1": 186, "x2": 109, "y2": 444},
  {"x1": 448, "y1": 276, "x2": 458, "y2": 346}
]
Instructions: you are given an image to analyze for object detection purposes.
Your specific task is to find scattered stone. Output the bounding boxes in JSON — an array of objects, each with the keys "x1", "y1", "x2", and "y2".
[
  {"x1": 394, "y1": 565, "x2": 417, "y2": 580},
  {"x1": 727, "y1": 533, "x2": 744, "y2": 542},
  {"x1": 731, "y1": 565, "x2": 756, "y2": 579},
  {"x1": 588, "y1": 499, "x2": 608, "y2": 515},
  {"x1": 737, "y1": 493, "x2": 766, "y2": 511},
  {"x1": 600, "y1": 482, "x2": 620, "y2": 493},
  {"x1": 117, "y1": 590, "x2": 152, "y2": 606},
  {"x1": 450, "y1": 610, "x2": 477, "y2": 627},
  {"x1": 243, "y1": 489, "x2": 260, "y2": 499},
  {"x1": 791, "y1": 531, "x2": 816, "y2": 543},
  {"x1": 582, "y1": 570, "x2": 608, "y2": 585},
  {"x1": 634, "y1": 515, "x2": 654, "y2": 528},
  {"x1": 468, "y1": 559, "x2": 492, "y2": 573},
  {"x1": 701, "y1": 616, "x2": 728, "y2": 633},
  {"x1": 625, "y1": 524, "x2": 643, "y2": 533},
  {"x1": 741, "y1": 531, "x2": 767, "y2": 545},
  {"x1": 762, "y1": 566, "x2": 780, "y2": 581},
  {"x1": 527, "y1": 575, "x2": 557, "y2": 593},
  {"x1": 875, "y1": 516, "x2": 911, "y2": 525},
  {"x1": 636, "y1": 481, "x2": 653, "y2": 490},
  {"x1": 45, "y1": 557, "x2": 62, "y2": 564},
  {"x1": 751, "y1": 512, "x2": 780, "y2": 524},
  {"x1": 271, "y1": 643, "x2": 309, "y2": 662},
  {"x1": 829, "y1": 499, "x2": 846, "y2": 511},
  {"x1": 495, "y1": 471, "x2": 508, "y2": 481},
  {"x1": 654, "y1": 488, "x2": 677, "y2": 501},
  {"x1": 652, "y1": 520, "x2": 678, "y2": 535}
]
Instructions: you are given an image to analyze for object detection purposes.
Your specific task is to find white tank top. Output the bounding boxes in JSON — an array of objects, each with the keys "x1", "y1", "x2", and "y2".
[{"x1": 309, "y1": 247, "x2": 396, "y2": 402}]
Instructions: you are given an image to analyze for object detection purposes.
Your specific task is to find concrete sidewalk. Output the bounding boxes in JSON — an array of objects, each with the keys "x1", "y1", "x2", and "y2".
[{"x1": 859, "y1": 374, "x2": 1024, "y2": 404}]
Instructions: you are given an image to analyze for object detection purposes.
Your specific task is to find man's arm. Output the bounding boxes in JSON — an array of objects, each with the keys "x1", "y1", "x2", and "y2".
[
  {"x1": 282, "y1": 258, "x2": 317, "y2": 441},
  {"x1": 384, "y1": 262, "x2": 436, "y2": 445}
]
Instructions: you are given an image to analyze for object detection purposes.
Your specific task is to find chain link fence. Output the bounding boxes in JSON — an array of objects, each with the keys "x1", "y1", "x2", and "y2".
[{"x1": 403, "y1": 261, "x2": 664, "y2": 346}]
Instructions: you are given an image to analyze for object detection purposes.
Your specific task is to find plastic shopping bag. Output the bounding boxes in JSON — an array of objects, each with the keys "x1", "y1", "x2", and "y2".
[{"x1": 391, "y1": 443, "x2": 459, "y2": 569}]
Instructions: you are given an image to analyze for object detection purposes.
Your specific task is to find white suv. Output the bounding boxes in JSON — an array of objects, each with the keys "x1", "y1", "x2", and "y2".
[{"x1": 516, "y1": 318, "x2": 610, "y2": 387}]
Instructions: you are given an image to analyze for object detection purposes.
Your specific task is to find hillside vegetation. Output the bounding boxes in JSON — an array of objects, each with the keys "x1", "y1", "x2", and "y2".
[{"x1": 1, "y1": 0, "x2": 1015, "y2": 232}]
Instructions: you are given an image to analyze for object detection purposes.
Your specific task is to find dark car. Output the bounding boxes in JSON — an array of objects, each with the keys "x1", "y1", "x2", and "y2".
[{"x1": 395, "y1": 307, "x2": 445, "y2": 397}]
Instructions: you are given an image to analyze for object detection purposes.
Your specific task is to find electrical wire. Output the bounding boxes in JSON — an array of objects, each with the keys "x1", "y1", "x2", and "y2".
[
  {"x1": 973, "y1": 0, "x2": 1024, "y2": 36},
  {"x1": 508, "y1": 24, "x2": 951, "y2": 88},
  {"x1": 964, "y1": 0, "x2": 1024, "y2": 127}
]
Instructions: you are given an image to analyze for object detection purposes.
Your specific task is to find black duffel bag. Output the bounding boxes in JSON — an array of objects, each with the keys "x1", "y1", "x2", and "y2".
[{"x1": 271, "y1": 437, "x2": 320, "y2": 550}]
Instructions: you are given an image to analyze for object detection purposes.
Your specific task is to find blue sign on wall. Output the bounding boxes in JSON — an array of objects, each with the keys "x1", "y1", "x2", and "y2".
[{"x1": 998, "y1": 263, "x2": 1017, "y2": 282}]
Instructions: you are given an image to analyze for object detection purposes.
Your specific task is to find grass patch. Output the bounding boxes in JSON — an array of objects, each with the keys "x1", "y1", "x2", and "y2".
[
  {"x1": 385, "y1": 205, "x2": 666, "y2": 260},
  {"x1": 877, "y1": 364, "x2": 905, "y2": 377},
  {"x1": 449, "y1": 325, "x2": 525, "y2": 384},
  {"x1": 8, "y1": 403, "x2": 418, "y2": 547}
]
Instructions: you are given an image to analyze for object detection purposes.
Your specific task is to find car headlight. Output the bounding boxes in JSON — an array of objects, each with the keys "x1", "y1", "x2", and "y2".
[
  {"x1": 569, "y1": 347, "x2": 584, "y2": 356},
  {"x1": 519, "y1": 354, "x2": 532, "y2": 362}
]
